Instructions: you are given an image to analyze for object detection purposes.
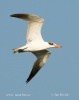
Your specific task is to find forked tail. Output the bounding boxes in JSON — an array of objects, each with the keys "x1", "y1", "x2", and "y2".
[{"x1": 13, "y1": 48, "x2": 24, "y2": 54}]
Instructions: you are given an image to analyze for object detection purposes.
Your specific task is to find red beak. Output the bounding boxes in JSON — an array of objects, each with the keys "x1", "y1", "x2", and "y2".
[{"x1": 54, "y1": 44, "x2": 62, "y2": 48}]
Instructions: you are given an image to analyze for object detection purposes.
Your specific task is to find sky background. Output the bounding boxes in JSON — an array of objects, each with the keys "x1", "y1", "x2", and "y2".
[{"x1": 0, "y1": 0, "x2": 79, "y2": 100}]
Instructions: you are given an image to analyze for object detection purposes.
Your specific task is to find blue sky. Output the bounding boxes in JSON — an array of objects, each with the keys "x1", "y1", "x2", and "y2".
[{"x1": 0, "y1": 0, "x2": 79, "y2": 100}]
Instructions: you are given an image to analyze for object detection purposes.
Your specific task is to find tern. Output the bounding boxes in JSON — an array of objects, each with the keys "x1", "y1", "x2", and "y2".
[{"x1": 10, "y1": 13, "x2": 62, "y2": 83}]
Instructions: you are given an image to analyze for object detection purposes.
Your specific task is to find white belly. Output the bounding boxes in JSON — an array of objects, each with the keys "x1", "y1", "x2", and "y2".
[{"x1": 25, "y1": 41, "x2": 48, "y2": 52}]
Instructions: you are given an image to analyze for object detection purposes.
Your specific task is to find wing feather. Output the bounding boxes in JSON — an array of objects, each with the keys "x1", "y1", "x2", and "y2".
[
  {"x1": 26, "y1": 50, "x2": 51, "y2": 83},
  {"x1": 10, "y1": 14, "x2": 44, "y2": 43}
]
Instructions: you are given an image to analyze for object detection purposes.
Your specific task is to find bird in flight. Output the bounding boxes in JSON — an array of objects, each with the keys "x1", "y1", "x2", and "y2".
[{"x1": 10, "y1": 13, "x2": 62, "y2": 83}]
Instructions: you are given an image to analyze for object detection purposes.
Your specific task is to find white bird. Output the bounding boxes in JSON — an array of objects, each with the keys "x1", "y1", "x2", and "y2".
[{"x1": 10, "y1": 13, "x2": 62, "y2": 83}]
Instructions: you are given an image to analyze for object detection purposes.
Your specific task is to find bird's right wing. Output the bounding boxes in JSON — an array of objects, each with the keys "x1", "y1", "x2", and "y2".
[
  {"x1": 26, "y1": 50, "x2": 51, "y2": 83},
  {"x1": 10, "y1": 14, "x2": 44, "y2": 43}
]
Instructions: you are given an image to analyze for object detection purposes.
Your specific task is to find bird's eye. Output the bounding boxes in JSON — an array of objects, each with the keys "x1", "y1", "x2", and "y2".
[{"x1": 48, "y1": 42, "x2": 53, "y2": 45}]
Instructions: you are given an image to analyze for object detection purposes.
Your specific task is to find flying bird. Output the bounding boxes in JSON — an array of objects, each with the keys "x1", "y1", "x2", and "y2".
[{"x1": 10, "y1": 13, "x2": 62, "y2": 83}]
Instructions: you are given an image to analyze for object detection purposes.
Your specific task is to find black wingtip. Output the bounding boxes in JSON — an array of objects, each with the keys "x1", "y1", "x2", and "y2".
[
  {"x1": 10, "y1": 14, "x2": 16, "y2": 17},
  {"x1": 10, "y1": 14, "x2": 27, "y2": 19},
  {"x1": 26, "y1": 78, "x2": 31, "y2": 84},
  {"x1": 10, "y1": 14, "x2": 14, "y2": 17},
  {"x1": 10, "y1": 14, "x2": 21, "y2": 17},
  {"x1": 26, "y1": 80, "x2": 29, "y2": 84}
]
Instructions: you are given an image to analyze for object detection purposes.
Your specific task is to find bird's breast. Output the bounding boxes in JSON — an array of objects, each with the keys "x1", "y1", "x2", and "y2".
[{"x1": 26, "y1": 41, "x2": 48, "y2": 51}]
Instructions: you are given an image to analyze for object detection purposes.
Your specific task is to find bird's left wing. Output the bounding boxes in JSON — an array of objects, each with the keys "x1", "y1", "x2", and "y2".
[
  {"x1": 10, "y1": 14, "x2": 44, "y2": 43},
  {"x1": 26, "y1": 50, "x2": 51, "y2": 83}
]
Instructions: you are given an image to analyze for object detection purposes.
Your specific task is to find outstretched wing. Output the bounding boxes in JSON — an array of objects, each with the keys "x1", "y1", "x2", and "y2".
[
  {"x1": 26, "y1": 50, "x2": 51, "y2": 83},
  {"x1": 10, "y1": 14, "x2": 44, "y2": 43}
]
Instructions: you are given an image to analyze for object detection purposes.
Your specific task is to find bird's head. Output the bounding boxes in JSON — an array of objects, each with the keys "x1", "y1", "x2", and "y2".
[{"x1": 48, "y1": 42, "x2": 62, "y2": 48}]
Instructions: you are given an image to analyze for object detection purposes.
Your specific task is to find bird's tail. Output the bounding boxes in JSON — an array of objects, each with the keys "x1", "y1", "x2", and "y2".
[
  {"x1": 13, "y1": 48, "x2": 24, "y2": 54},
  {"x1": 13, "y1": 48, "x2": 19, "y2": 54}
]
